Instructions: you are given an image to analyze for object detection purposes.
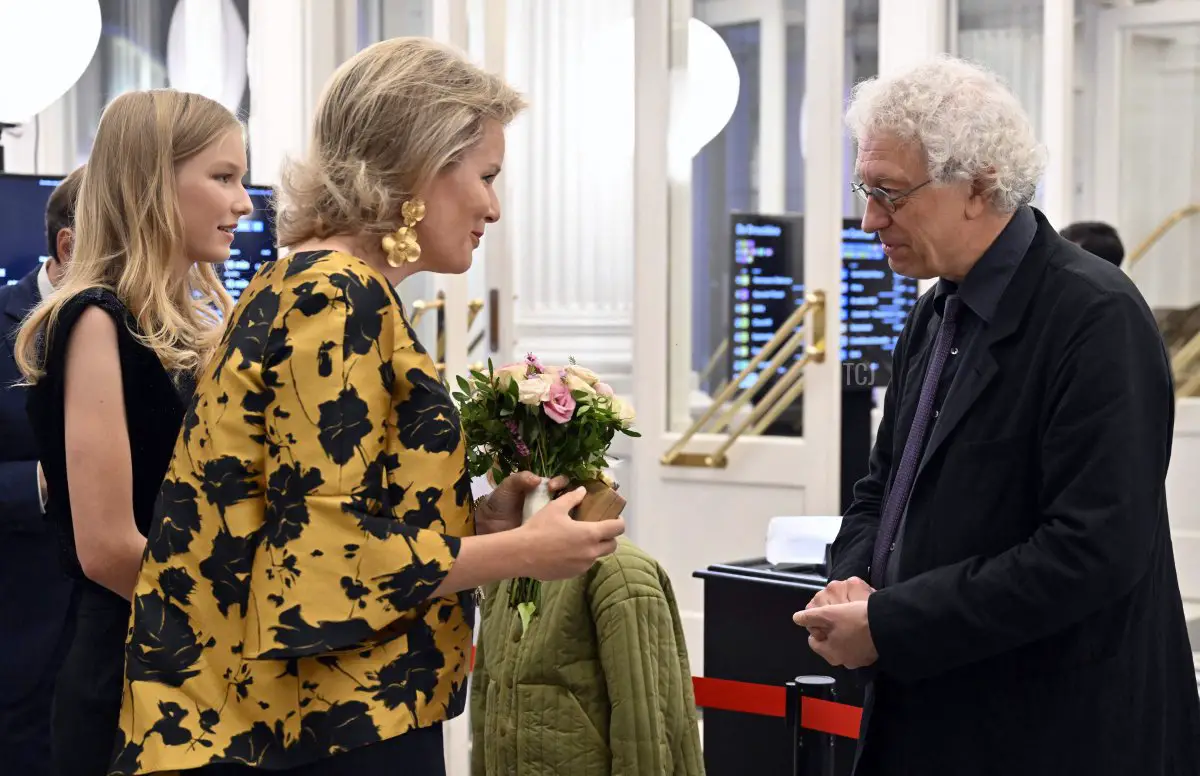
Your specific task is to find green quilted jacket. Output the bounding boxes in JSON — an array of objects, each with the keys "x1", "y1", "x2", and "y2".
[{"x1": 470, "y1": 539, "x2": 705, "y2": 775}]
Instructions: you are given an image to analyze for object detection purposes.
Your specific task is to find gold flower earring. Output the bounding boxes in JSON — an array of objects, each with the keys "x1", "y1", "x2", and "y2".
[{"x1": 381, "y1": 199, "x2": 427, "y2": 267}]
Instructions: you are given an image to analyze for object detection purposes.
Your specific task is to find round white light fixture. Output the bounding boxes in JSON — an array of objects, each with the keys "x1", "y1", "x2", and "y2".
[
  {"x1": 669, "y1": 18, "x2": 741, "y2": 177},
  {"x1": 0, "y1": 0, "x2": 101, "y2": 124},
  {"x1": 166, "y1": 0, "x2": 248, "y2": 112},
  {"x1": 585, "y1": 16, "x2": 740, "y2": 172}
]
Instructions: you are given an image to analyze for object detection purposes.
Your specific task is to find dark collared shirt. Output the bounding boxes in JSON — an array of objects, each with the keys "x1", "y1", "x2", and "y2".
[{"x1": 882, "y1": 206, "x2": 1036, "y2": 587}]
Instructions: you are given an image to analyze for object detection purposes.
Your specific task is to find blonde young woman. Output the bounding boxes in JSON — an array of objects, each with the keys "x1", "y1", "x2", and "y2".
[
  {"x1": 15, "y1": 90, "x2": 252, "y2": 776},
  {"x1": 112, "y1": 37, "x2": 625, "y2": 776}
]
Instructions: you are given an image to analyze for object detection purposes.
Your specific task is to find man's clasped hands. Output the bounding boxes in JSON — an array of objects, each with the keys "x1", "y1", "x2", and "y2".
[{"x1": 792, "y1": 576, "x2": 880, "y2": 670}]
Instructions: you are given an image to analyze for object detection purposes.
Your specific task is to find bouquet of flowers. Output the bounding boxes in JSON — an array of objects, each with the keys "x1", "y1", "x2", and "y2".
[{"x1": 453, "y1": 353, "x2": 639, "y2": 633}]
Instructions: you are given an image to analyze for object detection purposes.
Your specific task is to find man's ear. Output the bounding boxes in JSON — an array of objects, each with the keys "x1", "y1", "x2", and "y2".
[
  {"x1": 56, "y1": 227, "x2": 74, "y2": 263},
  {"x1": 965, "y1": 174, "x2": 993, "y2": 219}
]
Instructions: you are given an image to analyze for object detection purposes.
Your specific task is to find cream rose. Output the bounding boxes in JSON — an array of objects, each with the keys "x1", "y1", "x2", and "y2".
[
  {"x1": 517, "y1": 374, "x2": 553, "y2": 405},
  {"x1": 612, "y1": 396, "x2": 636, "y2": 425},
  {"x1": 564, "y1": 374, "x2": 595, "y2": 395},
  {"x1": 494, "y1": 363, "x2": 528, "y2": 390},
  {"x1": 565, "y1": 365, "x2": 600, "y2": 385}
]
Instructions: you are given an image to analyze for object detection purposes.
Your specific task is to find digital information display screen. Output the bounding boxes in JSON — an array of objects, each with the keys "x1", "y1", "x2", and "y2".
[
  {"x1": 223, "y1": 186, "x2": 277, "y2": 303},
  {"x1": 0, "y1": 174, "x2": 64, "y2": 287},
  {"x1": 0, "y1": 176, "x2": 276, "y2": 304},
  {"x1": 729, "y1": 213, "x2": 918, "y2": 392}
]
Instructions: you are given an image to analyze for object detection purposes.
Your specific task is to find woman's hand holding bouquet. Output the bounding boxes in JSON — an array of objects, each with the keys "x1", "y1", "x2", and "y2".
[{"x1": 453, "y1": 353, "x2": 639, "y2": 634}]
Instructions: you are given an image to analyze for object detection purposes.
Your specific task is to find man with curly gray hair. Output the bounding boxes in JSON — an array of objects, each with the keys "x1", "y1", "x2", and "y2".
[{"x1": 794, "y1": 56, "x2": 1200, "y2": 776}]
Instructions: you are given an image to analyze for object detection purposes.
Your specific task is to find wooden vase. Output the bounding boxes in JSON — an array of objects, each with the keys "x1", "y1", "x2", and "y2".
[
  {"x1": 571, "y1": 479, "x2": 627, "y2": 523},
  {"x1": 519, "y1": 477, "x2": 627, "y2": 524}
]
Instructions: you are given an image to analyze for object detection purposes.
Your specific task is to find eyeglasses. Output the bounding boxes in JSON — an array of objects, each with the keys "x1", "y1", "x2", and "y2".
[{"x1": 850, "y1": 179, "x2": 932, "y2": 213}]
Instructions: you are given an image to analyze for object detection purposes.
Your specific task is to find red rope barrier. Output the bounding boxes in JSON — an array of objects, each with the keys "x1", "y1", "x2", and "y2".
[
  {"x1": 691, "y1": 676, "x2": 786, "y2": 717},
  {"x1": 471, "y1": 647, "x2": 863, "y2": 739},
  {"x1": 799, "y1": 696, "x2": 862, "y2": 740}
]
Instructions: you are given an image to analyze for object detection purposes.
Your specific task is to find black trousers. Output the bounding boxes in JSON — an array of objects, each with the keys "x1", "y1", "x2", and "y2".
[
  {"x1": 0, "y1": 661, "x2": 61, "y2": 776},
  {"x1": 189, "y1": 723, "x2": 446, "y2": 775},
  {"x1": 51, "y1": 584, "x2": 128, "y2": 776}
]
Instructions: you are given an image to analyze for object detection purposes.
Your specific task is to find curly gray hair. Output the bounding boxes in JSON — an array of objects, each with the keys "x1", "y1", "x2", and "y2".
[{"x1": 845, "y1": 55, "x2": 1045, "y2": 213}]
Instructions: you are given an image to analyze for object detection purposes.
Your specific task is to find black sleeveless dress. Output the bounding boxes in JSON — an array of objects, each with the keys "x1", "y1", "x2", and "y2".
[{"x1": 25, "y1": 288, "x2": 194, "y2": 776}]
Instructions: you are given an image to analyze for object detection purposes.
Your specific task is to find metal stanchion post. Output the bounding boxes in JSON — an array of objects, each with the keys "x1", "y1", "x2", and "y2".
[{"x1": 785, "y1": 675, "x2": 837, "y2": 776}]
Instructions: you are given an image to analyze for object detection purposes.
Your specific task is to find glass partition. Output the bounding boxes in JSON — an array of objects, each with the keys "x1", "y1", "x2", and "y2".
[{"x1": 671, "y1": 0, "x2": 880, "y2": 443}]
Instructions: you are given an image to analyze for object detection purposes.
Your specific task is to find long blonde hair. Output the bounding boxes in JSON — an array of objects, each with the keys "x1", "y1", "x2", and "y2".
[
  {"x1": 15, "y1": 89, "x2": 238, "y2": 382},
  {"x1": 276, "y1": 36, "x2": 526, "y2": 248}
]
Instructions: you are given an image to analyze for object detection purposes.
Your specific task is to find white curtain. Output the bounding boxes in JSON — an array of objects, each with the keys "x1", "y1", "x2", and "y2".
[
  {"x1": 957, "y1": 28, "x2": 1043, "y2": 140},
  {"x1": 957, "y1": 28, "x2": 1044, "y2": 207}
]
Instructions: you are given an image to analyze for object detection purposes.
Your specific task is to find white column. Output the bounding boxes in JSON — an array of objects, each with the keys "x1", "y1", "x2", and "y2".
[
  {"x1": 0, "y1": 93, "x2": 76, "y2": 175},
  {"x1": 246, "y1": 0, "x2": 359, "y2": 186},
  {"x1": 428, "y1": 0, "x2": 472, "y2": 387},
  {"x1": 481, "y1": 0, "x2": 515, "y2": 368},
  {"x1": 878, "y1": 0, "x2": 947, "y2": 295},
  {"x1": 504, "y1": 0, "x2": 636, "y2": 394},
  {"x1": 878, "y1": 0, "x2": 947, "y2": 76},
  {"x1": 758, "y1": 0, "x2": 786, "y2": 213},
  {"x1": 806, "y1": 0, "x2": 846, "y2": 513},
  {"x1": 1041, "y1": 0, "x2": 1074, "y2": 228}
]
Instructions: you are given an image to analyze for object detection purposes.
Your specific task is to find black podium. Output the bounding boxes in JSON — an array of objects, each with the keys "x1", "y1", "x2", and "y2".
[{"x1": 694, "y1": 560, "x2": 866, "y2": 776}]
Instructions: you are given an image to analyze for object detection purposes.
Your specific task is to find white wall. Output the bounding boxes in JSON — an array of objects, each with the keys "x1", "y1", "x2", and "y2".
[{"x1": 1170, "y1": 400, "x2": 1200, "y2": 606}]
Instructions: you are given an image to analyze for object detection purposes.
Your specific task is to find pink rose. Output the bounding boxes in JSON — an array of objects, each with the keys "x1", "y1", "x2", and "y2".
[
  {"x1": 594, "y1": 381, "x2": 614, "y2": 397},
  {"x1": 543, "y1": 380, "x2": 577, "y2": 424}
]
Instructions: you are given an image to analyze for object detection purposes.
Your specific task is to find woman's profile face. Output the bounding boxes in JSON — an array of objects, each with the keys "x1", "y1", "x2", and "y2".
[
  {"x1": 416, "y1": 119, "x2": 504, "y2": 274},
  {"x1": 176, "y1": 127, "x2": 254, "y2": 268}
]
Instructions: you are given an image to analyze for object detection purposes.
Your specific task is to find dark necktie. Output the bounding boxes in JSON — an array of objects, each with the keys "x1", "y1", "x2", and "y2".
[{"x1": 870, "y1": 294, "x2": 962, "y2": 588}]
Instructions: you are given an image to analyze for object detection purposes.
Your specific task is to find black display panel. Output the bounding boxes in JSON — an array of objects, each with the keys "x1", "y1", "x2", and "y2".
[
  {"x1": 0, "y1": 173, "x2": 64, "y2": 287},
  {"x1": 0, "y1": 175, "x2": 275, "y2": 304},
  {"x1": 840, "y1": 222, "x2": 919, "y2": 388},
  {"x1": 223, "y1": 185, "x2": 277, "y2": 303},
  {"x1": 729, "y1": 213, "x2": 918, "y2": 392}
]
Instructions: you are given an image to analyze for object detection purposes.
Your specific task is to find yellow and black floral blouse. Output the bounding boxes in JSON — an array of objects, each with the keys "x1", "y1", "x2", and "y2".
[{"x1": 110, "y1": 251, "x2": 474, "y2": 774}]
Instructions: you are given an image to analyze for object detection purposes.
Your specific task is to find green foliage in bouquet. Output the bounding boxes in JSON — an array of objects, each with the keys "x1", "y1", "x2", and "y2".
[
  {"x1": 452, "y1": 354, "x2": 638, "y2": 638},
  {"x1": 451, "y1": 354, "x2": 640, "y2": 484}
]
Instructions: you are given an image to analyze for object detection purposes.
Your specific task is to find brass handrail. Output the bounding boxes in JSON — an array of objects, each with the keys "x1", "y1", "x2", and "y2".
[
  {"x1": 1177, "y1": 368, "x2": 1200, "y2": 398},
  {"x1": 1125, "y1": 204, "x2": 1200, "y2": 271},
  {"x1": 430, "y1": 297, "x2": 487, "y2": 375},
  {"x1": 1124, "y1": 205, "x2": 1200, "y2": 395},
  {"x1": 1172, "y1": 332, "x2": 1200, "y2": 378},
  {"x1": 436, "y1": 298, "x2": 486, "y2": 361},
  {"x1": 661, "y1": 290, "x2": 826, "y2": 468},
  {"x1": 697, "y1": 338, "x2": 729, "y2": 388},
  {"x1": 410, "y1": 293, "x2": 446, "y2": 325}
]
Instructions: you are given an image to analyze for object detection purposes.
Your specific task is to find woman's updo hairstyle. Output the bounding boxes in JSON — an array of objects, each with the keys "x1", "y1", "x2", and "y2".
[{"x1": 276, "y1": 36, "x2": 526, "y2": 248}]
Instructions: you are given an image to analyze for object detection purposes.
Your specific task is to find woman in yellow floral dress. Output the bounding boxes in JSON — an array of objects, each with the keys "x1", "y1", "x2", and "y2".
[{"x1": 111, "y1": 37, "x2": 627, "y2": 775}]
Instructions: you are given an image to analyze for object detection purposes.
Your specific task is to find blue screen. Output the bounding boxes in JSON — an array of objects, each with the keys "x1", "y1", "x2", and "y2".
[
  {"x1": 0, "y1": 175, "x2": 276, "y2": 301},
  {"x1": 0, "y1": 174, "x2": 63, "y2": 287},
  {"x1": 728, "y1": 214, "x2": 918, "y2": 390},
  {"x1": 222, "y1": 186, "x2": 277, "y2": 303}
]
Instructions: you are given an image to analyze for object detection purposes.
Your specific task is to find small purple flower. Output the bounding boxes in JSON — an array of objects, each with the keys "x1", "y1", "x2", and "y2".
[
  {"x1": 524, "y1": 352, "x2": 544, "y2": 375},
  {"x1": 504, "y1": 418, "x2": 531, "y2": 458}
]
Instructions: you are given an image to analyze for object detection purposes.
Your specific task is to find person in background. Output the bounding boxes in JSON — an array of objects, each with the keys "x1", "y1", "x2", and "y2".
[
  {"x1": 1060, "y1": 220, "x2": 1125, "y2": 267},
  {"x1": 0, "y1": 166, "x2": 84, "y2": 776},
  {"x1": 794, "y1": 56, "x2": 1200, "y2": 776},
  {"x1": 15, "y1": 90, "x2": 251, "y2": 776},
  {"x1": 112, "y1": 37, "x2": 625, "y2": 775}
]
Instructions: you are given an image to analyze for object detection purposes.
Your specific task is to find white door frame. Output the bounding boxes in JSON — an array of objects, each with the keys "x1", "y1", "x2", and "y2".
[
  {"x1": 630, "y1": 0, "x2": 846, "y2": 671},
  {"x1": 1093, "y1": 1, "x2": 1200, "y2": 225},
  {"x1": 426, "y1": 3, "x2": 474, "y2": 772}
]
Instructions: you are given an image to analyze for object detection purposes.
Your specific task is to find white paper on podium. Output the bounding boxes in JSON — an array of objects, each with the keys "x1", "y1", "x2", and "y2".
[{"x1": 765, "y1": 515, "x2": 844, "y2": 566}]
